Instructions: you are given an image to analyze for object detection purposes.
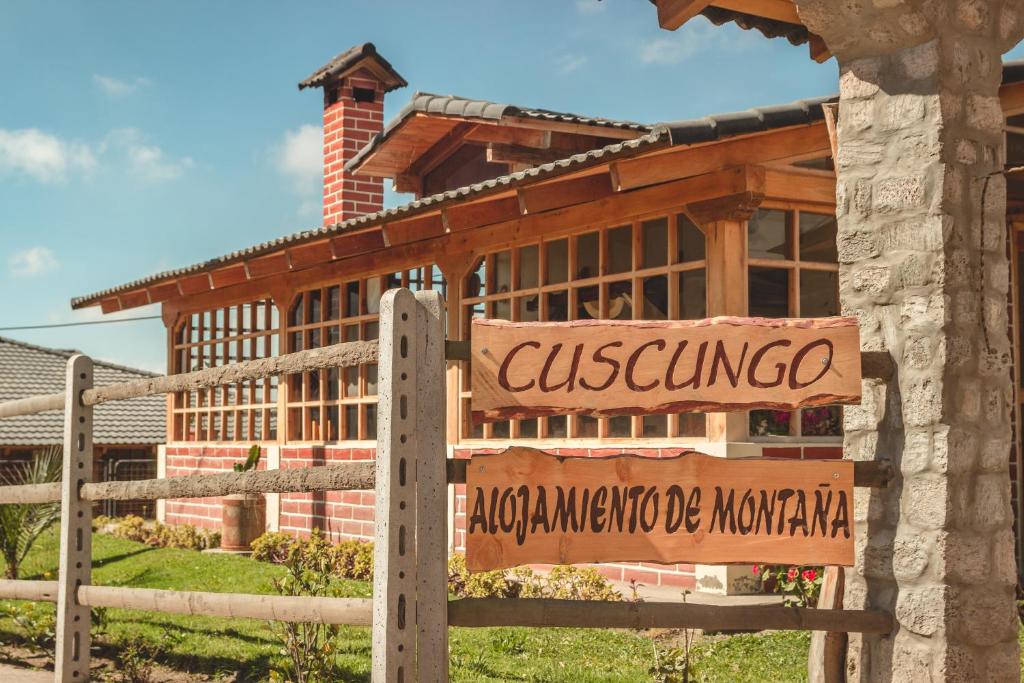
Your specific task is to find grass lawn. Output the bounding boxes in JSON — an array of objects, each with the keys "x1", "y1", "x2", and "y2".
[{"x1": 0, "y1": 528, "x2": 827, "y2": 681}]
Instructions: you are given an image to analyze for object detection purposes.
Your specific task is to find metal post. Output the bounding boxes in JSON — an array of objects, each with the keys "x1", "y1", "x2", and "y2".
[
  {"x1": 414, "y1": 290, "x2": 448, "y2": 682},
  {"x1": 55, "y1": 355, "x2": 93, "y2": 681},
  {"x1": 373, "y1": 290, "x2": 420, "y2": 682}
]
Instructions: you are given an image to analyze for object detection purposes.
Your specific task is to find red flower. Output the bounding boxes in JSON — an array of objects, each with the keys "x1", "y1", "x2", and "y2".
[
  {"x1": 802, "y1": 569, "x2": 817, "y2": 581},
  {"x1": 786, "y1": 567, "x2": 798, "y2": 582},
  {"x1": 752, "y1": 564, "x2": 760, "y2": 575}
]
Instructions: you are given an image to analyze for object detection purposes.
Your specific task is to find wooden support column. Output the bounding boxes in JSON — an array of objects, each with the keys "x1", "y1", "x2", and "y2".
[{"x1": 436, "y1": 255, "x2": 475, "y2": 447}]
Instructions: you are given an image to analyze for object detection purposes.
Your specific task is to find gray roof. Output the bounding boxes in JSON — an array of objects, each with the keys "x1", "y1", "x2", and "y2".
[
  {"x1": 0, "y1": 337, "x2": 165, "y2": 447},
  {"x1": 346, "y1": 91, "x2": 653, "y2": 172},
  {"x1": 298, "y1": 42, "x2": 407, "y2": 92}
]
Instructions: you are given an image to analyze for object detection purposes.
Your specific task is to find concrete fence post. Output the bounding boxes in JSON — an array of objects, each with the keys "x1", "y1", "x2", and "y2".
[
  {"x1": 55, "y1": 354, "x2": 94, "y2": 682},
  {"x1": 373, "y1": 289, "x2": 421, "y2": 682}
]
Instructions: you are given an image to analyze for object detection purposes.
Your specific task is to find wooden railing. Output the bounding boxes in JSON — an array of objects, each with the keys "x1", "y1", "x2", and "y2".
[{"x1": 0, "y1": 289, "x2": 894, "y2": 682}]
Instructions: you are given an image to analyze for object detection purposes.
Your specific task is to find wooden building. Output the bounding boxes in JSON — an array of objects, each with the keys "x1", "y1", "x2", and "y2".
[{"x1": 70, "y1": 43, "x2": 1024, "y2": 592}]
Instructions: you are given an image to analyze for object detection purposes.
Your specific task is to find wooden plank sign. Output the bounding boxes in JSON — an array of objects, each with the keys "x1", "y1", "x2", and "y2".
[
  {"x1": 470, "y1": 316, "x2": 861, "y2": 422},
  {"x1": 466, "y1": 447, "x2": 854, "y2": 571}
]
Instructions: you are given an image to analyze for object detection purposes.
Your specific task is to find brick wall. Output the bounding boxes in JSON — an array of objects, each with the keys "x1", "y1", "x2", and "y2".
[{"x1": 322, "y1": 69, "x2": 385, "y2": 225}]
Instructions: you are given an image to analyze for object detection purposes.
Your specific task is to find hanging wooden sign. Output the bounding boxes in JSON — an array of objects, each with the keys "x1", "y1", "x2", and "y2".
[
  {"x1": 465, "y1": 447, "x2": 854, "y2": 571},
  {"x1": 470, "y1": 316, "x2": 861, "y2": 423}
]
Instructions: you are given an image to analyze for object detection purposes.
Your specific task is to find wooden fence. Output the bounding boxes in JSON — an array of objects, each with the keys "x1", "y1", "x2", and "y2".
[{"x1": 0, "y1": 288, "x2": 893, "y2": 682}]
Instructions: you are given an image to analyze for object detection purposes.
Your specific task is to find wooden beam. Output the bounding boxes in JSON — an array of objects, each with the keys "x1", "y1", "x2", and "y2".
[
  {"x1": 656, "y1": 0, "x2": 712, "y2": 30},
  {"x1": 613, "y1": 123, "x2": 830, "y2": 192},
  {"x1": 408, "y1": 122, "x2": 476, "y2": 178},
  {"x1": 764, "y1": 166, "x2": 836, "y2": 205},
  {"x1": 486, "y1": 144, "x2": 565, "y2": 166},
  {"x1": 809, "y1": 33, "x2": 832, "y2": 63},
  {"x1": 443, "y1": 195, "x2": 521, "y2": 232},
  {"x1": 713, "y1": 0, "x2": 800, "y2": 24},
  {"x1": 517, "y1": 173, "x2": 614, "y2": 214},
  {"x1": 1002, "y1": 81, "x2": 1024, "y2": 116},
  {"x1": 822, "y1": 102, "x2": 839, "y2": 160},
  {"x1": 464, "y1": 125, "x2": 551, "y2": 148},
  {"x1": 383, "y1": 213, "x2": 446, "y2": 246},
  {"x1": 393, "y1": 174, "x2": 421, "y2": 195}
]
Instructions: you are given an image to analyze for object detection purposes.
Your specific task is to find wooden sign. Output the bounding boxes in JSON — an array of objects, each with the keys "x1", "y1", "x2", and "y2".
[
  {"x1": 465, "y1": 447, "x2": 854, "y2": 571},
  {"x1": 471, "y1": 316, "x2": 861, "y2": 423}
]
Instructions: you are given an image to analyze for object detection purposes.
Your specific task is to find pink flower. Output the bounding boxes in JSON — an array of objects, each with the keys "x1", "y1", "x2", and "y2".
[
  {"x1": 786, "y1": 567, "x2": 798, "y2": 582},
  {"x1": 752, "y1": 564, "x2": 760, "y2": 575},
  {"x1": 802, "y1": 569, "x2": 818, "y2": 582}
]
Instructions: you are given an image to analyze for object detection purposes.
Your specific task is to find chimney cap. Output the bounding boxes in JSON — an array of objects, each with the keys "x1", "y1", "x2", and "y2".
[{"x1": 298, "y1": 42, "x2": 407, "y2": 93}]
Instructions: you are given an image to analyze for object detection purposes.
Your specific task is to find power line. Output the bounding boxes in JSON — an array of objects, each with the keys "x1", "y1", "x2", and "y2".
[{"x1": 0, "y1": 316, "x2": 161, "y2": 332}]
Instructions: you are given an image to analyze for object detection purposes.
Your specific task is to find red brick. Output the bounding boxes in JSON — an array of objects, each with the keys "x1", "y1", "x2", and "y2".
[
  {"x1": 762, "y1": 447, "x2": 802, "y2": 459},
  {"x1": 804, "y1": 446, "x2": 843, "y2": 460}
]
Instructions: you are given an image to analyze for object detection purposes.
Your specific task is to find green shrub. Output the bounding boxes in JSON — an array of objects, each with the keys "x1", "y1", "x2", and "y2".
[
  {"x1": 330, "y1": 539, "x2": 374, "y2": 581},
  {"x1": 105, "y1": 515, "x2": 219, "y2": 551},
  {"x1": 250, "y1": 531, "x2": 296, "y2": 563},
  {"x1": 448, "y1": 553, "x2": 522, "y2": 598}
]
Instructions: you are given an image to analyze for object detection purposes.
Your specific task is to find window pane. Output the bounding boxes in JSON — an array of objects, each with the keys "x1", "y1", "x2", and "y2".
[
  {"x1": 748, "y1": 209, "x2": 791, "y2": 260},
  {"x1": 606, "y1": 281, "x2": 632, "y2": 320},
  {"x1": 309, "y1": 289, "x2": 322, "y2": 323},
  {"x1": 518, "y1": 245, "x2": 539, "y2": 290},
  {"x1": 345, "y1": 282, "x2": 360, "y2": 317},
  {"x1": 799, "y1": 212, "x2": 839, "y2": 263},
  {"x1": 801, "y1": 406, "x2": 842, "y2": 436},
  {"x1": 547, "y1": 415, "x2": 567, "y2": 438},
  {"x1": 576, "y1": 232, "x2": 599, "y2": 280},
  {"x1": 800, "y1": 270, "x2": 839, "y2": 317},
  {"x1": 642, "y1": 275, "x2": 668, "y2": 319},
  {"x1": 366, "y1": 364, "x2": 378, "y2": 395},
  {"x1": 678, "y1": 413, "x2": 706, "y2": 437},
  {"x1": 750, "y1": 409, "x2": 791, "y2": 436},
  {"x1": 365, "y1": 278, "x2": 382, "y2": 314},
  {"x1": 749, "y1": 267, "x2": 789, "y2": 318},
  {"x1": 545, "y1": 291, "x2": 569, "y2": 321},
  {"x1": 344, "y1": 406, "x2": 359, "y2": 440},
  {"x1": 491, "y1": 250, "x2": 512, "y2": 294},
  {"x1": 492, "y1": 421, "x2": 510, "y2": 438},
  {"x1": 519, "y1": 419, "x2": 538, "y2": 438},
  {"x1": 577, "y1": 415, "x2": 599, "y2": 438},
  {"x1": 609, "y1": 415, "x2": 631, "y2": 437},
  {"x1": 576, "y1": 286, "x2": 599, "y2": 320},
  {"x1": 365, "y1": 405, "x2": 377, "y2": 440},
  {"x1": 641, "y1": 217, "x2": 668, "y2": 269},
  {"x1": 467, "y1": 257, "x2": 486, "y2": 298},
  {"x1": 677, "y1": 214, "x2": 706, "y2": 262},
  {"x1": 642, "y1": 415, "x2": 667, "y2": 437},
  {"x1": 288, "y1": 296, "x2": 303, "y2": 327},
  {"x1": 327, "y1": 286, "x2": 341, "y2": 320},
  {"x1": 492, "y1": 298, "x2": 511, "y2": 321},
  {"x1": 679, "y1": 269, "x2": 707, "y2": 319},
  {"x1": 517, "y1": 296, "x2": 539, "y2": 322},
  {"x1": 545, "y1": 239, "x2": 569, "y2": 284},
  {"x1": 608, "y1": 225, "x2": 632, "y2": 274}
]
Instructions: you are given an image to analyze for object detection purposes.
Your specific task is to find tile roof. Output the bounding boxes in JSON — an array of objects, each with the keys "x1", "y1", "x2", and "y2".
[
  {"x1": 0, "y1": 337, "x2": 165, "y2": 446},
  {"x1": 70, "y1": 59, "x2": 1024, "y2": 309},
  {"x1": 698, "y1": 7, "x2": 811, "y2": 46},
  {"x1": 298, "y1": 42, "x2": 407, "y2": 93},
  {"x1": 346, "y1": 91, "x2": 653, "y2": 172}
]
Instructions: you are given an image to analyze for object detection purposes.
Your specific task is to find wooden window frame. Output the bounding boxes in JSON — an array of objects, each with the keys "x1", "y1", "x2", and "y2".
[{"x1": 459, "y1": 210, "x2": 709, "y2": 443}]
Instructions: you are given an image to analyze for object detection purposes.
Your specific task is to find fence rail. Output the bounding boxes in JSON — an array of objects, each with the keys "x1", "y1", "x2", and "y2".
[{"x1": 0, "y1": 293, "x2": 894, "y2": 682}]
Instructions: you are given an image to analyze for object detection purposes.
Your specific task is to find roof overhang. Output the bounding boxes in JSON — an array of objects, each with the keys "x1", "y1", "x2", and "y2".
[{"x1": 298, "y1": 42, "x2": 407, "y2": 93}]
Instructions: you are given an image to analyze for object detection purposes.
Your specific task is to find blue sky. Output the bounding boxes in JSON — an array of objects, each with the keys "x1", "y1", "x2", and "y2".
[{"x1": 1, "y1": 1, "x2": 1021, "y2": 372}]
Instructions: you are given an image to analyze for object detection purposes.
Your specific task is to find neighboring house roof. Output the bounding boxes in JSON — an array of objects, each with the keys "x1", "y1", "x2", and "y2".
[
  {"x1": 0, "y1": 337, "x2": 164, "y2": 447},
  {"x1": 298, "y1": 42, "x2": 407, "y2": 93},
  {"x1": 346, "y1": 91, "x2": 653, "y2": 173}
]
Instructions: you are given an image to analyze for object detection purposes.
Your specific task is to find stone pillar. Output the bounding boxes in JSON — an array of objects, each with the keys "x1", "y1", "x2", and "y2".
[{"x1": 793, "y1": 2, "x2": 1023, "y2": 680}]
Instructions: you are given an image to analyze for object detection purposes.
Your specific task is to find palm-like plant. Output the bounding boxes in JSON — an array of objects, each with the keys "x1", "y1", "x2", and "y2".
[{"x1": 0, "y1": 446, "x2": 62, "y2": 579}]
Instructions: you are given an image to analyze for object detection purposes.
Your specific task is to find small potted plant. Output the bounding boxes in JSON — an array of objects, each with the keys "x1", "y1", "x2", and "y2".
[{"x1": 221, "y1": 445, "x2": 266, "y2": 552}]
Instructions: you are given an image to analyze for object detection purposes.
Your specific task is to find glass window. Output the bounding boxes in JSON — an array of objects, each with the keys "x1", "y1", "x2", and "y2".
[
  {"x1": 545, "y1": 239, "x2": 569, "y2": 284},
  {"x1": 491, "y1": 250, "x2": 512, "y2": 294},
  {"x1": 576, "y1": 232, "x2": 600, "y2": 280},
  {"x1": 748, "y1": 209, "x2": 791, "y2": 260},
  {"x1": 800, "y1": 270, "x2": 839, "y2": 317},
  {"x1": 607, "y1": 225, "x2": 632, "y2": 274},
  {"x1": 641, "y1": 218, "x2": 668, "y2": 269},
  {"x1": 679, "y1": 269, "x2": 707, "y2": 319},
  {"x1": 799, "y1": 213, "x2": 839, "y2": 263},
  {"x1": 519, "y1": 245, "x2": 539, "y2": 289},
  {"x1": 749, "y1": 267, "x2": 789, "y2": 318}
]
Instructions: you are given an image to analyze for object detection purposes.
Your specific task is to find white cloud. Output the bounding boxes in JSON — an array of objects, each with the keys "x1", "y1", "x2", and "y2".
[
  {"x1": 275, "y1": 124, "x2": 322, "y2": 217},
  {"x1": 639, "y1": 36, "x2": 700, "y2": 65},
  {"x1": 102, "y1": 128, "x2": 193, "y2": 183},
  {"x1": 0, "y1": 129, "x2": 96, "y2": 183},
  {"x1": 93, "y1": 74, "x2": 152, "y2": 97},
  {"x1": 9, "y1": 246, "x2": 58, "y2": 277},
  {"x1": 556, "y1": 54, "x2": 588, "y2": 75},
  {"x1": 575, "y1": 0, "x2": 605, "y2": 14}
]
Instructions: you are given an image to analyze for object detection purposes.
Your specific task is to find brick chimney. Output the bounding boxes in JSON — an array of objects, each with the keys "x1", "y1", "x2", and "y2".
[{"x1": 299, "y1": 43, "x2": 406, "y2": 226}]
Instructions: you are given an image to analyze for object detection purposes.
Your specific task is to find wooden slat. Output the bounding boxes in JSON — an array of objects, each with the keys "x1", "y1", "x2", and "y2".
[
  {"x1": 808, "y1": 566, "x2": 847, "y2": 683},
  {"x1": 613, "y1": 123, "x2": 830, "y2": 192},
  {"x1": 78, "y1": 586, "x2": 372, "y2": 625},
  {"x1": 713, "y1": 0, "x2": 800, "y2": 24},
  {"x1": 287, "y1": 240, "x2": 335, "y2": 268},
  {"x1": 245, "y1": 252, "x2": 291, "y2": 278},
  {"x1": 444, "y1": 196, "x2": 521, "y2": 232},
  {"x1": 764, "y1": 166, "x2": 836, "y2": 204},
  {"x1": 1002, "y1": 81, "x2": 1024, "y2": 116},
  {"x1": 330, "y1": 229, "x2": 386, "y2": 258},
  {"x1": 517, "y1": 173, "x2": 614, "y2": 214},
  {"x1": 447, "y1": 598, "x2": 892, "y2": 633},
  {"x1": 656, "y1": 0, "x2": 712, "y2": 29},
  {"x1": 384, "y1": 213, "x2": 446, "y2": 246},
  {"x1": 209, "y1": 264, "x2": 249, "y2": 289},
  {"x1": 465, "y1": 125, "x2": 551, "y2": 148}
]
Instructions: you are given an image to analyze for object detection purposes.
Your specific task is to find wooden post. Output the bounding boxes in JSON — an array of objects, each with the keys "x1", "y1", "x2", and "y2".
[
  {"x1": 373, "y1": 289, "x2": 420, "y2": 682},
  {"x1": 55, "y1": 355, "x2": 93, "y2": 682},
  {"x1": 413, "y1": 290, "x2": 448, "y2": 682}
]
